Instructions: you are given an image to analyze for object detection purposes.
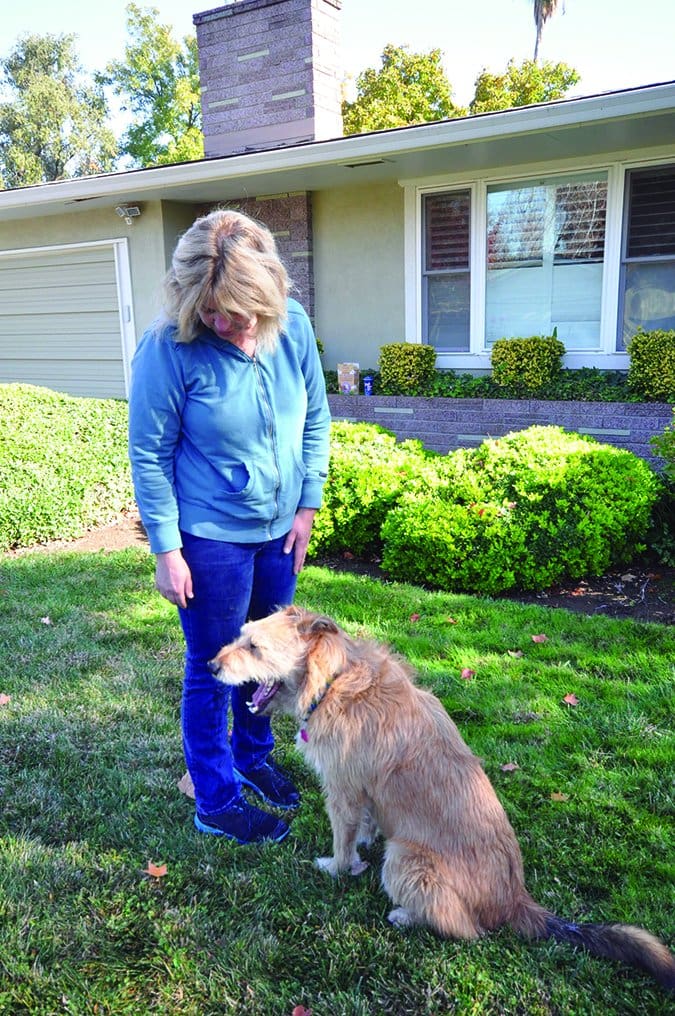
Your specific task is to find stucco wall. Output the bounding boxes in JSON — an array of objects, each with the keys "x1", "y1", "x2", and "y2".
[
  {"x1": 312, "y1": 182, "x2": 405, "y2": 370},
  {"x1": 0, "y1": 201, "x2": 171, "y2": 345},
  {"x1": 0, "y1": 200, "x2": 214, "y2": 341},
  {"x1": 161, "y1": 202, "x2": 200, "y2": 275}
]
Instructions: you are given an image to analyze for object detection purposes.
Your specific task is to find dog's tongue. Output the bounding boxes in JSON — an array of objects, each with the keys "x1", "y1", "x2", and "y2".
[{"x1": 248, "y1": 682, "x2": 281, "y2": 713}]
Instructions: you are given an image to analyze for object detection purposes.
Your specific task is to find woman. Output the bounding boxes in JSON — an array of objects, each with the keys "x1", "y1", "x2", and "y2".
[{"x1": 128, "y1": 209, "x2": 331, "y2": 844}]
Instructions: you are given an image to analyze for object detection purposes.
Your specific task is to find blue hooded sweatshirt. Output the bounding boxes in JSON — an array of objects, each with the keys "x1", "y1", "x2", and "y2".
[{"x1": 128, "y1": 298, "x2": 330, "y2": 554}]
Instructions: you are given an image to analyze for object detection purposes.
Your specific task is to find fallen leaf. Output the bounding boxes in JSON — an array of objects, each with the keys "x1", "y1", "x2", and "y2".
[
  {"x1": 0, "y1": 693, "x2": 10, "y2": 706},
  {"x1": 562, "y1": 693, "x2": 580, "y2": 706},
  {"x1": 531, "y1": 633, "x2": 548, "y2": 643},
  {"x1": 342, "y1": 551, "x2": 355, "y2": 560},
  {"x1": 507, "y1": 650, "x2": 524, "y2": 658},
  {"x1": 446, "y1": 616, "x2": 458, "y2": 624},
  {"x1": 40, "y1": 616, "x2": 53, "y2": 626},
  {"x1": 292, "y1": 1007, "x2": 312, "y2": 1016},
  {"x1": 409, "y1": 613, "x2": 421, "y2": 622},
  {"x1": 143, "y1": 861, "x2": 168, "y2": 878},
  {"x1": 460, "y1": 668, "x2": 475, "y2": 680},
  {"x1": 500, "y1": 762, "x2": 520, "y2": 772},
  {"x1": 550, "y1": 792, "x2": 569, "y2": 802},
  {"x1": 620, "y1": 573, "x2": 636, "y2": 582},
  {"x1": 178, "y1": 771, "x2": 195, "y2": 799}
]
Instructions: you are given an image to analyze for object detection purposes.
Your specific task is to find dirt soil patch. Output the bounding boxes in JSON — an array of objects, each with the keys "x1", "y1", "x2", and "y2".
[
  {"x1": 309, "y1": 551, "x2": 674, "y2": 626},
  {"x1": 12, "y1": 509, "x2": 674, "y2": 625}
]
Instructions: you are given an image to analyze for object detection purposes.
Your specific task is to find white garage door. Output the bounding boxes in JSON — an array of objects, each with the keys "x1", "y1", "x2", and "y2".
[{"x1": 0, "y1": 240, "x2": 135, "y2": 399}]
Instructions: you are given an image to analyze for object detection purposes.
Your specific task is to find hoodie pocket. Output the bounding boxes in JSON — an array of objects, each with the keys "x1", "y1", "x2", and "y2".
[{"x1": 218, "y1": 461, "x2": 252, "y2": 495}]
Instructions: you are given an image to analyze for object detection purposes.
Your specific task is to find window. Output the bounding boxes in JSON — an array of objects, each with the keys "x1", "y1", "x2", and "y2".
[
  {"x1": 422, "y1": 191, "x2": 470, "y2": 351},
  {"x1": 620, "y1": 165, "x2": 675, "y2": 349},
  {"x1": 485, "y1": 172, "x2": 608, "y2": 349}
]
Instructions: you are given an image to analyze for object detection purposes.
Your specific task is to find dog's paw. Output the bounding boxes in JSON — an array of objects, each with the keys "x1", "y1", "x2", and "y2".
[
  {"x1": 388, "y1": 907, "x2": 415, "y2": 929},
  {"x1": 314, "y1": 856, "x2": 340, "y2": 877},
  {"x1": 350, "y1": 859, "x2": 369, "y2": 876}
]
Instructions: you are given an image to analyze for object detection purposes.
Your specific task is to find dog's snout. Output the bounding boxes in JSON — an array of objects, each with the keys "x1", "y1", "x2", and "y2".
[{"x1": 206, "y1": 659, "x2": 220, "y2": 675}]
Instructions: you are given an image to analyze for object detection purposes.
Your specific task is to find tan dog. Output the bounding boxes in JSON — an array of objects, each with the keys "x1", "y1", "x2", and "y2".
[{"x1": 209, "y1": 605, "x2": 675, "y2": 989}]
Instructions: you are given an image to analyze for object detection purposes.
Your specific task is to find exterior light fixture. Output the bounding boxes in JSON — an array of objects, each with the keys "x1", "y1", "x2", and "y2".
[{"x1": 115, "y1": 205, "x2": 141, "y2": 225}]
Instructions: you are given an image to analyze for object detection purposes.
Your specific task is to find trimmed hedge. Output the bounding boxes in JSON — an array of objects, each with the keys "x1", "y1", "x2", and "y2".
[
  {"x1": 311, "y1": 420, "x2": 661, "y2": 594},
  {"x1": 1, "y1": 386, "x2": 663, "y2": 593},
  {"x1": 627, "y1": 328, "x2": 675, "y2": 402},
  {"x1": 308, "y1": 421, "x2": 437, "y2": 557},
  {"x1": 380, "y1": 426, "x2": 661, "y2": 594},
  {"x1": 491, "y1": 334, "x2": 566, "y2": 391},
  {"x1": 0, "y1": 384, "x2": 133, "y2": 551},
  {"x1": 378, "y1": 343, "x2": 437, "y2": 395}
]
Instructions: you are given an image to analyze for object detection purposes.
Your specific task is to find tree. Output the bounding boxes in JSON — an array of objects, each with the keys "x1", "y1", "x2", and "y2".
[
  {"x1": 99, "y1": 3, "x2": 202, "y2": 168},
  {"x1": 469, "y1": 59, "x2": 579, "y2": 115},
  {"x1": 342, "y1": 44, "x2": 465, "y2": 135},
  {"x1": 0, "y1": 34, "x2": 117, "y2": 188},
  {"x1": 533, "y1": 0, "x2": 562, "y2": 63}
]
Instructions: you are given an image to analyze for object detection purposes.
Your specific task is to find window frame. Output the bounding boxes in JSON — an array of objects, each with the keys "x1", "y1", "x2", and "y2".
[
  {"x1": 618, "y1": 163, "x2": 675, "y2": 350},
  {"x1": 484, "y1": 170, "x2": 610, "y2": 351},
  {"x1": 421, "y1": 188, "x2": 472, "y2": 352},
  {"x1": 402, "y1": 157, "x2": 675, "y2": 370}
]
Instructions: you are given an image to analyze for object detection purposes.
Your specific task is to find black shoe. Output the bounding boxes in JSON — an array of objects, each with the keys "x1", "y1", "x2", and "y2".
[
  {"x1": 234, "y1": 759, "x2": 300, "y2": 810},
  {"x1": 194, "y1": 798, "x2": 290, "y2": 843}
]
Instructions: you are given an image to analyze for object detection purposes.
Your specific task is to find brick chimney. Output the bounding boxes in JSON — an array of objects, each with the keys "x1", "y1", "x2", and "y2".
[{"x1": 194, "y1": 0, "x2": 343, "y2": 158}]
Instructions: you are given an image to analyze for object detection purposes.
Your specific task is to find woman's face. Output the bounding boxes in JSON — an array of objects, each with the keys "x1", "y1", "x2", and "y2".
[{"x1": 198, "y1": 306, "x2": 257, "y2": 343}]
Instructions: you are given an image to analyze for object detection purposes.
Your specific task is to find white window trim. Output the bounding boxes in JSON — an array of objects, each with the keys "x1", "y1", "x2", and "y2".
[
  {"x1": 402, "y1": 150, "x2": 675, "y2": 371},
  {"x1": 0, "y1": 237, "x2": 136, "y2": 396}
]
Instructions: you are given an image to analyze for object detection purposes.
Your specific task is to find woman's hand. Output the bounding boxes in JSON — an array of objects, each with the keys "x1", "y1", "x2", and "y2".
[
  {"x1": 284, "y1": 507, "x2": 317, "y2": 575},
  {"x1": 155, "y1": 549, "x2": 194, "y2": 608}
]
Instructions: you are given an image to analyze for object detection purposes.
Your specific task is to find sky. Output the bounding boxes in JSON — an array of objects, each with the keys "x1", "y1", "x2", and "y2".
[{"x1": 2, "y1": 0, "x2": 675, "y2": 116}]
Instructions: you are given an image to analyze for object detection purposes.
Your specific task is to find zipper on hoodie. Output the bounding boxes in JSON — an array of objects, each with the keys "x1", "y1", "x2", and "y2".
[{"x1": 253, "y1": 358, "x2": 281, "y2": 537}]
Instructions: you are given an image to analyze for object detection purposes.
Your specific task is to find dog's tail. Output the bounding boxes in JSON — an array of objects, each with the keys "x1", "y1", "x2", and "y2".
[{"x1": 513, "y1": 896, "x2": 675, "y2": 989}]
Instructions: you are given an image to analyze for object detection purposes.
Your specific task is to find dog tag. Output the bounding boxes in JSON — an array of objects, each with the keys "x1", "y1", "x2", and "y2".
[{"x1": 300, "y1": 728, "x2": 308, "y2": 742}]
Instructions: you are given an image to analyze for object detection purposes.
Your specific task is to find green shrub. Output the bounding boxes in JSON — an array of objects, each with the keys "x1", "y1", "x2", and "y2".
[
  {"x1": 308, "y1": 420, "x2": 439, "y2": 557},
  {"x1": 650, "y1": 408, "x2": 675, "y2": 482},
  {"x1": 381, "y1": 496, "x2": 525, "y2": 595},
  {"x1": 381, "y1": 426, "x2": 660, "y2": 594},
  {"x1": 648, "y1": 409, "x2": 675, "y2": 564},
  {"x1": 378, "y1": 343, "x2": 437, "y2": 394},
  {"x1": 491, "y1": 333, "x2": 566, "y2": 391},
  {"x1": 0, "y1": 384, "x2": 133, "y2": 551},
  {"x1": 626, "y1": 328, "x2": 675, "y2": 401},
  {"x1": 326, "y1": 365, "x2": 638, "y2": 401}
]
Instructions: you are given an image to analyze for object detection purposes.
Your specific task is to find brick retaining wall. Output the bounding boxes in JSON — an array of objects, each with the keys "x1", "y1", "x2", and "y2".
[{"x1": 328, "y1": 396, "x2": 673, "y2": 467}]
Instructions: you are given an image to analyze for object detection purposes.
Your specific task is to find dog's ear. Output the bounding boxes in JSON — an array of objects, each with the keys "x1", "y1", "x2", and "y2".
[
  {"x1": 298, "y1": 627, "x2": 347, "y2": 715},
  {"x1": 297, "y1": 612, "x2": 340, "y2": 637}
]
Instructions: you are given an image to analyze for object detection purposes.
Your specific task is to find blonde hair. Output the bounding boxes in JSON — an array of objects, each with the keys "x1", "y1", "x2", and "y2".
[{"x1": 163, "y1": 209, "x2": 289, "y2": 351}]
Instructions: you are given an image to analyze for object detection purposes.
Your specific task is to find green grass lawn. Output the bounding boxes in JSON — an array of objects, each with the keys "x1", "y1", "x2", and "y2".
[{"x1": 0, "y1": 547, "x2": 673, "y2": 1015}]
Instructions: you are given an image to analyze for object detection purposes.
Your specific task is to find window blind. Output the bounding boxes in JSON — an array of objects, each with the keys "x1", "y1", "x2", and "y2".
[
  {"x1": 424, "y1": 192, "x2": 470, "y2": 271},
  {"x1": 626, "y1": 167, "x2": 675, "y2": 258}
]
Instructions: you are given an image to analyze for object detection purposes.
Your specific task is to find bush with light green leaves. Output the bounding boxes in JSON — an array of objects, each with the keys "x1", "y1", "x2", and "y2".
[
  {"x1": 381, "y1": 426, "x2": 661, "y2": 594},
  {"x1": 308, "y1": 420, "x2": 441, "y2": 557},
  {"x1": 627, "y1": 328, "x2": 675, "y2": 401},
  {"x1": 490, "y1": 333, "x2": 566, "y2": 392},
  {"x1": 0, "y1": 384, "x2": 132, "y2": 551}
]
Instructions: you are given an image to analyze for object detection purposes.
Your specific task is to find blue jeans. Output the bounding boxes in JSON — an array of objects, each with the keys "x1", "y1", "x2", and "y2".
[{"x1": 177, "y1": 531, "x2": 297, "y2": 817}]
